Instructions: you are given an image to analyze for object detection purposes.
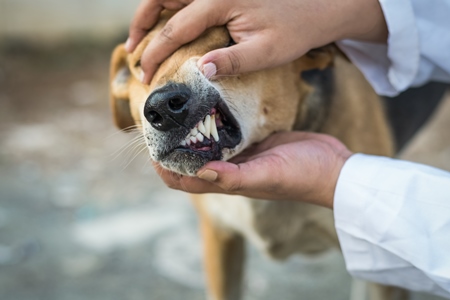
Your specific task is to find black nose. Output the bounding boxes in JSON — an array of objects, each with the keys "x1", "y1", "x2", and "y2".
[{"x1": 144, "y1": 83, "x2": 191, "y2": 131}]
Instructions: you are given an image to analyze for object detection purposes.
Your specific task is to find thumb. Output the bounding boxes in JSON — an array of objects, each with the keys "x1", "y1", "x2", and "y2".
[
  {"x1": 196, "y1": 157, "x2": 280, "y2": 195},
  {"x1": 198, "y1": 38, "x2": 273, "y2": 76},
  {"x1": 197, "y1": 161, "x2": 244, "y2": 192}
]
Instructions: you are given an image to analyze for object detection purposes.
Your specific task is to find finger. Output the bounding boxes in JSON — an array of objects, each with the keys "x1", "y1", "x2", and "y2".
[
  {"x1": 197, "y1": 36, "x2": 278, "y2": 76},
  {"x1": 252, "y1": 131, "x2": 349, "y2": 154},
  {"x1": 153, "y1": 161, "x2": 230, "y2": 194},
  {"x1": 197, "y1": 157, "x2": 285, "y2": 199},
  {"x1": 233, "y1": 132, "x2": 311, "y2": 157},
  {"x1": 128, "y1": 0, "x2": 196, "y2": 53},
  {"x1": 140, "y1": 0, "x2": 229, "y2": 83},
  {"x1": 160, "y1": 169, "x2": 229, "y2": 194},
  {"x1": 127, "y1": 0, "x2": 164, "y2": 52}
]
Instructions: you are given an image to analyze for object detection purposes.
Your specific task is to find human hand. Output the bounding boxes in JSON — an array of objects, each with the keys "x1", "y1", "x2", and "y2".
[
  {"x1": 127, "y1": 0, "x2": 387, "y2": 83},
  {"x1": 154, "y1": 132, "x2": 353, "y2": 209}
]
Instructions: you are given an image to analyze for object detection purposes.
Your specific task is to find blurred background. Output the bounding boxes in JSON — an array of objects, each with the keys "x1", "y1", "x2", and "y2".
[{"x1": 0, "y1": 1, "x2": 449, "y2": 300}]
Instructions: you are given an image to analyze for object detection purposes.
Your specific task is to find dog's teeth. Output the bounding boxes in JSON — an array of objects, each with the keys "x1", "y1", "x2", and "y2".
[
  {"x1": 210, "y1": 114, "x2": 219, "y2": 142},
  {"x1": 215, "y1": 112, "x2": 223, "y2": 127},
  {"x1": 190, "y1": 136, "x2": 197, "y2": 143},
  {"x1": 211, "y1": 127, "x2": 219, "y2": 142},
  {"x1": 198, "y1": 121, "x2": 206, "y2": 135},
  {"x1": 204, "y1": 115, "x2": 211, "y2": 139},
  {"x1": 180, "y1": 140, "x2": 187, "y2": 146},
  {"x1": 186, "y1": 138, "x2": 191, "y2": 146},
  {"x1": 190, "y1": 128, "x2": 198, "y2": 136},
  {"x1": 196, "y1": 132, "x2": 204, "y2": 142}
]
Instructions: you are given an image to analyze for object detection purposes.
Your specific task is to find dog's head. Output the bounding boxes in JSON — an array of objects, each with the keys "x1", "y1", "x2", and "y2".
[{"x1": 110, "y1": 12, "x2": 334, "y2": 176}]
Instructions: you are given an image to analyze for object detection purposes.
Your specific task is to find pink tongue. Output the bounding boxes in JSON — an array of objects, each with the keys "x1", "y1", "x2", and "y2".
[
  {"x1": 190, "y1": 135, "x2": 213, "y2": 151},
  {"x1": 195, "y1": 146, "x2": 212, "y2": 151}
]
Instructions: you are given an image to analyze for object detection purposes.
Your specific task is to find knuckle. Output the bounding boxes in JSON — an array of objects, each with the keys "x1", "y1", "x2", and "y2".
[
  {"x1": 220, "y1": 172, "x2": 243, "y2": 193},
  {"x1": 222, "y1": 180, "x2": 242, "y2": 193},
  {"x1": 159, "y1": 23, "x2": 176, "y2": 43},
  {"x1": 226, "y1": 50, "x2": 242, "y2": 75}
]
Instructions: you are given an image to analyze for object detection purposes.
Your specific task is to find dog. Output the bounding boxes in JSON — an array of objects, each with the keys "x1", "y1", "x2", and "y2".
[{"x1": 110, "y1": 11, "x2": 407, "y2": 300}]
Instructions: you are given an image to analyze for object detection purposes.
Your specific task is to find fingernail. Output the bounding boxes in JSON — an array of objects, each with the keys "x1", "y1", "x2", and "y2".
[
  {"x1": 197, "y1": 169, "x2": 218, "y2": 182},
  {"x1": 201, "y1": 62, "x2": 217, "y2": 80},
  {"x1": 125, "y1": 38, "x2": 132, "y2": 52},
  {"x1": 139, "y1": 70, "x2": 146, "y2": 83}
]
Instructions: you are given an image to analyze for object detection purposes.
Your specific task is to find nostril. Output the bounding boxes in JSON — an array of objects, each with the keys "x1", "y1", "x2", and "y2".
[
  {"x1": 145, "y1": 110, "x2": 164, "y2": 127},
  {"x1": 144, "y1": 83, "x2": 192, "y2": 131},
  {"x1": 168, "y1": 96, "x2": 188, "y2": 111}
]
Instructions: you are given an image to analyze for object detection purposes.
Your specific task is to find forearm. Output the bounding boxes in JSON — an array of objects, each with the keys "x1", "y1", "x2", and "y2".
[{"x1": 333, "y1": 0, "x2": 388, "y2": 43}]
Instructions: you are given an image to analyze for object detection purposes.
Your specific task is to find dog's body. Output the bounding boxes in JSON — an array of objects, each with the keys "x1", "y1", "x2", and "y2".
[{"x1": 110, "y1": 12, "x2": 406, "y2": 300}]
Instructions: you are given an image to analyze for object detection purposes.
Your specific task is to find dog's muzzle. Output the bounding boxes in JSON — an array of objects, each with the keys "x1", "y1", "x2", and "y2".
[{"x1": 143, "y1": 81, "x2": 242, "y2": 175}]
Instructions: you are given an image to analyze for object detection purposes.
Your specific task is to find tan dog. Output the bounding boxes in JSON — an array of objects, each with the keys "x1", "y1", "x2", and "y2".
[{"x1": 110, "y1": 11, "x2": 406, "y2": 300}]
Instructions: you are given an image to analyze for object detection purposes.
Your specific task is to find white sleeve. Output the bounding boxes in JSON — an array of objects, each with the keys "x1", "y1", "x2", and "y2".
[
  {"x1": 336, "y1": 0, "x2": 450, "y2": 97},
  {"x1": 334, "y1": 154, "x2": 450, "y2": 298}
]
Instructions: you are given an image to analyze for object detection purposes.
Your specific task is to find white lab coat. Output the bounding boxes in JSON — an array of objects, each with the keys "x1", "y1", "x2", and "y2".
[
  {"x1": 334, "y1": 0, "x2": 450, "y2": 297},
  {"x1": 335, "y1": 154, "x2": 450, "y2": 298},
  {"x1": 337, "y1": 0, "x2": 450, "y2": 97}
]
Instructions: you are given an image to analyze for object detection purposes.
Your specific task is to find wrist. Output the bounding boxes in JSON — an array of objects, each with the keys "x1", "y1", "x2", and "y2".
[
  {"x1": 334, "y1": 0, "x2": 388, "y2": 43},
  {"x1": 318, "y1": 149, "x2": 353, "y2": 210}
]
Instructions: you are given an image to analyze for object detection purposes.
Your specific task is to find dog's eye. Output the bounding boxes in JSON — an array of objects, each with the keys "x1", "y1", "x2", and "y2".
[{"x1": 225, "y1": 37, "x2": 236, "y2": 48}]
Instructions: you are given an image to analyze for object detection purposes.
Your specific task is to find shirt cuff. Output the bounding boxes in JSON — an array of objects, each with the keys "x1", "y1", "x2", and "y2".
[{"x1": 336, "y1": 0, "x2": 420, "y2": 97}]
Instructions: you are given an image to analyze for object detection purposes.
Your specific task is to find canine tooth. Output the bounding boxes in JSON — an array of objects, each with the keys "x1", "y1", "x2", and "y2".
[
  {"x1": 180, "y1": 140, "x2": 187, "y2": 146},
  {"x1": 196, "y1": 132, "x2": 204, "y2": 142},
  {"x1": 190, "y1": 136, "x2": 197, "y2": 143},
  {"x1": 210, "y1": 115, "x2": 219, "y2": 142},
  {"x1": 204, "y1": 115, "x2": 211, "y2": 139},
  {"x1": 211, "y1": 128, "x2": 219, "y2": 142},
  {"x1": 198, "y1": 121, "x2": 206, "y2": 135}
]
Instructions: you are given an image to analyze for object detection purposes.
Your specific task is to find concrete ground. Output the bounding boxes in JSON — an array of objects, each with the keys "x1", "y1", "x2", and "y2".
[{"x1": 0, "y1": 42, "x2": 448, "y2": 300}]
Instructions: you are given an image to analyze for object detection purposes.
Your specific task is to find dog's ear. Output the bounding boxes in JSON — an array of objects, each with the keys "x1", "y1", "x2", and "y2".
[
  {"x1": 292, "y1": 45, "x2": 338, "y2": 132},
  {"x1": 109, "y1": 44, "x2": 135, "y2": 131}
]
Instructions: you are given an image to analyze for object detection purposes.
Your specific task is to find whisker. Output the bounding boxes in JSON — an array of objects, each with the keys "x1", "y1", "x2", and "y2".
[
  {"x1": 108, "y1": 132, "x2": 145, "y2": 161},
  {"x1": 178, "y1": 174, "x2": 191, "y2": 192},
  {"x1": 153, "y1": 163, "x2": 169, "y2": 183},
  {"x1": 103, "y1": 125, "x2": 142, "y2": 140},
  {"x1": 213, "y1": 74, "x2": 239, "y2": 79},
  {"x1": 120, "y1": 124, "x2": 142, "y2": 131},
  {"x1": 141, "y1": 156, "x2": 154, "y2": 173},
  {"x1": 170, "y1": 172, "x2": 184, "y2": 190},
  {"x1": 120, "y1": 145, "x2": 148, "y2": 172},
  {"x1": 107, "y1": 132, "x2": 148, "y2": 169}
]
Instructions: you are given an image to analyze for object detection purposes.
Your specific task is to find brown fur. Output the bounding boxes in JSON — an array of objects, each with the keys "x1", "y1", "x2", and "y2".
[{"x1": 109, "y1": 11, "x2": 406, "y2": 300}]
